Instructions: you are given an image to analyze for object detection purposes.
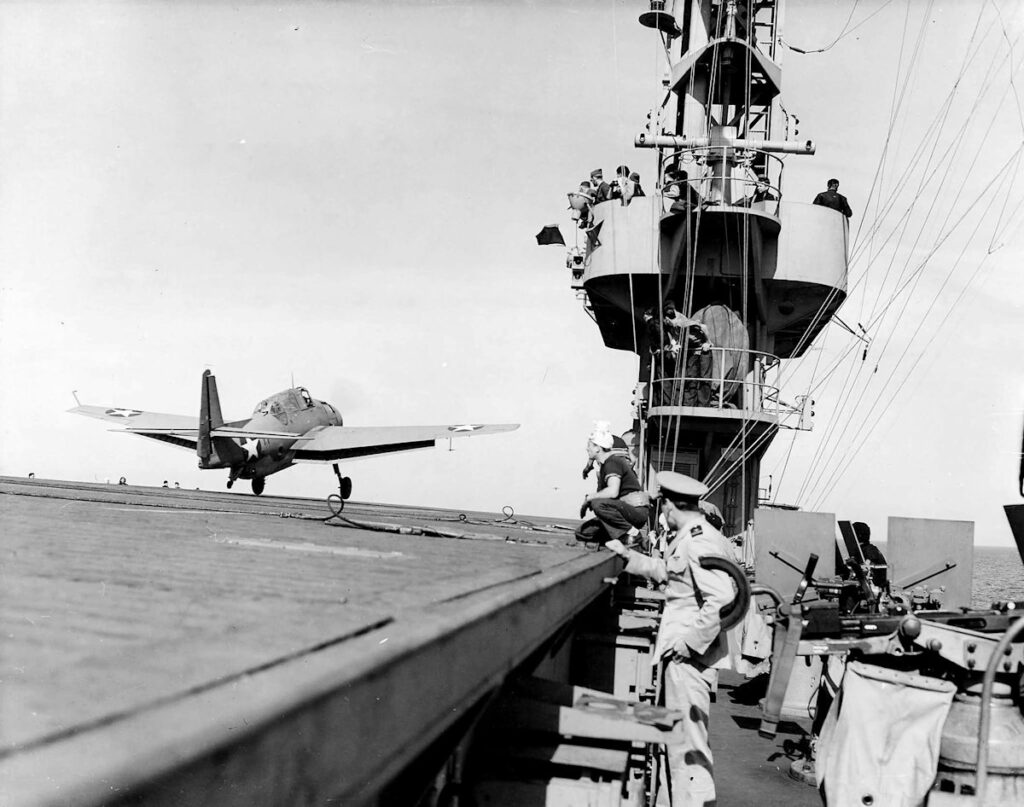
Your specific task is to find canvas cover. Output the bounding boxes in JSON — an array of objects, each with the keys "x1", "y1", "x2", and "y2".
[
  {"x1": 725, "y1": 598, "x2": 772, "y2": 678},
  {"x1": 817, "y1": 661, "x2": 956, "y2": 806},
  {"x1": 694, "y1": 304, "x2": 749, "y2": 404}
]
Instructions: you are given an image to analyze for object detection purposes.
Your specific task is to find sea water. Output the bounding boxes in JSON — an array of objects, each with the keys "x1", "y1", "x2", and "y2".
[{"x1": 972, "y1": 545, "x2": 1024, "y2": 608}]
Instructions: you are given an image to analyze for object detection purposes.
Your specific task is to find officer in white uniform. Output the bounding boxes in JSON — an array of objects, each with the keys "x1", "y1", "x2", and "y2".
[{"x1": 605, "y1": 471, "x2": 734, "y2": 807}]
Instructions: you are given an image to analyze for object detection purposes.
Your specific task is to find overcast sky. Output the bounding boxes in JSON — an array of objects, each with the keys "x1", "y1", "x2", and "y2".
[{"x1": 1, "y1": 0, "x2": 1022, "y2": 546}]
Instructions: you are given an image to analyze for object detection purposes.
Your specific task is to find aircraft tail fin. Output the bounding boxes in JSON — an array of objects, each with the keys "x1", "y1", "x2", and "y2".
[{"x1": 198, "y1": 370, "x2": 225, "y2": 466}]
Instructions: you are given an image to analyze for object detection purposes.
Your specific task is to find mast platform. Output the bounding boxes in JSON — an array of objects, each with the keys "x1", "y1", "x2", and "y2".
[
  {"x1": 0, "y1": 478, "x2": 613, "y2": 806},
  {"x1": 647, "y1": 404, "x2": 778, "y2": 442}
]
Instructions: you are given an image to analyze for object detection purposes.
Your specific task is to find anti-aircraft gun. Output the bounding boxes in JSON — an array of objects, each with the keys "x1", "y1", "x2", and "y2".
[{"x1": 758, "y1": 519, "x2": 1024, "y2": 805}]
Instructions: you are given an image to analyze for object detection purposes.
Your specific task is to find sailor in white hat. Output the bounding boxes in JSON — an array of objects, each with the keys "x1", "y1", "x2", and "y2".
[
  {"x1": 605, "y1": 470, "x2": 734, "y2": 807},
  {"x1": 575, "y1": 425, "x2": 650, "y2": 545}
]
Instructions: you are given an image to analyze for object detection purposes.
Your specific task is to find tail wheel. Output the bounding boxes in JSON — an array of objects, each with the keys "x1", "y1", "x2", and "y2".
[{"x1": 251, "y1": 477, "x2": 265, "y2": 496}]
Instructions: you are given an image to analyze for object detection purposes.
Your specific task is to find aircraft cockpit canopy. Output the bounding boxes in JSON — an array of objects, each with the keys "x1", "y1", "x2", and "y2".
[
  {"x1": 251, "y1": 388, "x2": 316, "y2": 419},
  {"x1": 253, "y1": 393, "x2": 292, "y2": 419}
]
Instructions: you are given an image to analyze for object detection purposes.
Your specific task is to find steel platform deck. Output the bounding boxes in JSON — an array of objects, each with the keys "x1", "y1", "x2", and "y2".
[{"x1": 0, "y1": 478, "x2": 615, "y2": 806}]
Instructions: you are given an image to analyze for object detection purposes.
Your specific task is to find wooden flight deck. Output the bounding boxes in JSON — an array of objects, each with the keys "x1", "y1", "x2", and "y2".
[
  {"x1": 1, "y1": 478, "x2": 821, "y2": 806},
  {"x1": 0, "y1": 477, "x2": 615, "y2": 805}
]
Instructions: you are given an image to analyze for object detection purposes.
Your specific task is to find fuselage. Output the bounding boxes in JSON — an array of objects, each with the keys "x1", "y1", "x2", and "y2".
[{"x1": 230, "y1": 387, "x2": 342, "y2": 480}]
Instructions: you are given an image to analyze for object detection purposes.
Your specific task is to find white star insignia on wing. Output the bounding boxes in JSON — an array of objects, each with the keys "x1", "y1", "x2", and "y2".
[{"x1": 105, "y1": 408, "x2": 143, "y2": 418}]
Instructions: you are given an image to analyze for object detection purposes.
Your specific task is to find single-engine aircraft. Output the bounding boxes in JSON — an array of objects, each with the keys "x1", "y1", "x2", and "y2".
[{"x1": 69, "y1": 370, "x2": 519, "y2": 499}]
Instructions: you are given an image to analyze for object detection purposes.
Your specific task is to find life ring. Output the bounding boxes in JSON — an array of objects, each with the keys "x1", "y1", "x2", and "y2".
[{"x1": 699, "y1": 554, "x2": 751, "y2": 630}]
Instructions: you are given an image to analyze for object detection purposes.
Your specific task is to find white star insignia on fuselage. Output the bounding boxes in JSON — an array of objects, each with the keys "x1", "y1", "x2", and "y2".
[{"x1": 238, "y1": 438, "x2": 260, "y2": 459}]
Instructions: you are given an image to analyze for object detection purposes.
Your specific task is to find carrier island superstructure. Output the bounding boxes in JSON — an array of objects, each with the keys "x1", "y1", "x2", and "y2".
[
  {"x1": 573, "y1": 0, "x2": 847, "y2": 533},
  {"x1": 570, "y1": 6, "x2": 1024, "y2": 806}
]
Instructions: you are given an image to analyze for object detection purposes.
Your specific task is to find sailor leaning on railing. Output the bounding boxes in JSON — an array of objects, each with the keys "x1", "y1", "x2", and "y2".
[{"x1": 605, "y1": 471, "x2": 735, "y2": 807}]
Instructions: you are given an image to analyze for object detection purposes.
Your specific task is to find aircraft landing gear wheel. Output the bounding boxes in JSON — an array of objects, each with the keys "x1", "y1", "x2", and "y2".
[
  {"x1": 251, "y1": 477, "x2": 265, "y2": 496},
  {"x1": 226, "y1": 479, "x2": 234, "y2": 489},
  {"x1": 332, "y1": 463, "x2": 352, "y2": 502}
]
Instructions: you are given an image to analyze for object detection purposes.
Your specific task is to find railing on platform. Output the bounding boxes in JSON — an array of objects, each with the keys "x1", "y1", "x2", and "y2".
[
  {"x1": 648, "y1": 346, "x2": 782, "y2": 415},
  {"x1": 661, "y1": 146, "x2": 786, "y2": 214}
]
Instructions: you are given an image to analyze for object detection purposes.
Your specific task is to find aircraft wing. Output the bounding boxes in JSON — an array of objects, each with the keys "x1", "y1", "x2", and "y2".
[{"x1": 291, "y1": 423, "x2": 520, "y2": 463}]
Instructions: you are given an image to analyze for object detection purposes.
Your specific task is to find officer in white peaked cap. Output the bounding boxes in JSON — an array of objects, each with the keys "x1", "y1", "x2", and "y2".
[
  {"x1": 657, "y1": 470, "x2": 708, "y2": 501},
  {"x1": 606, "y1": 471, "x2": 733, "y2": 807}
]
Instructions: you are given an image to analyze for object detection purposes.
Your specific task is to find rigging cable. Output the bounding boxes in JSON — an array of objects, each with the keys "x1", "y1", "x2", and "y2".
[
  {"x1": 769, "y1": 311, "x2": 832, "y2": 504},
  {"x1": 772, "y1": 3, "x2": 1022, "y2": 506},
  {"x1": 739, "y1": 7, "x2": 755, "y2": 531},
  {"x1": 860, "y1": 0, "x2": 942, "y2": 322},
  {"x1": 778, "y1": 21, "x2": 1014, "y2": 396},
  {"x1": 802, "y1": 148, "x2": 1022, "y2": 507},
  {"x1": 848, "y1": 15, "x2": 1005, "y2": 272},
  {"x1": 808, "y1": 193, "x2": 1007, "y2": 509},
  {"x1": 778, "y1": 4, "x2": 1001, "y2": 384},
  {"x1": 791, "y1": 1, "x2": 932, "y2": 502},
  {"x1": 787, "y1": 46, "x2": 1018, "y2": 502},
  {"x1": 803, "y1": 146, "x2": 1022, "y2": 401},
  {"x1": 989, "y1": 177, "x2": 1024, "y2": 252},
  {"x1": 989, "y1": 0, "x2": 1024, "y2": 136},
  {"x1": 781, "y1": 0, "x2": 897, "y2": 55},
  {"x1": 664, "y1": 11, "x2": 726, "y2": 473},
  {"x1": 846, "y1": 23, "x2": 1003, "y2": 271},
  {"x1": 705, "y1": 416, "x2": 790, "y2": 499},
  {"x1": 642, "y1": 23, "x2": 674, "y2": 489},
  {"x1": 796, "y1": 46, "x2": 1001, "y2": 504},
  {"x1": 703, "y1": 1, "x2": 784, "y2": 509}
]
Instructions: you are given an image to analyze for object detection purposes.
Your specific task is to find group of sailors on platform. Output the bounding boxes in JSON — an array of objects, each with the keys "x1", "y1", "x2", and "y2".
[
  {"x1": 569, "y1": 162, "x2": 851, "y2": 232},
  {"x1": 645, "y1": 299, "x2": 716, "y2": 407},
  {"x1": 569, "y1": 166, "x2": 646, "y2": 229},
  {"x1": 663, "y1": 163, "x2": 780, "y2": 212},
  {"x1": 570, "y1": 162, "x2": 782, "y2": 219}
]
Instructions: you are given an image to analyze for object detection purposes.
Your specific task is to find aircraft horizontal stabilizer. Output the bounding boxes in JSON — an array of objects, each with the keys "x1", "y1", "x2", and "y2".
[
  {"x1": 70, "y1": 404, "x2": 309, "y2": 442},
  {"x1": 210, "y1": 427, "x2": 314, "y2": 441},
  {"x1": 68, "y1": 405, "x2": 198, "y2": 430},
  {"x1": 122, "y1": 428, "x2": 199, "y2": 435}
]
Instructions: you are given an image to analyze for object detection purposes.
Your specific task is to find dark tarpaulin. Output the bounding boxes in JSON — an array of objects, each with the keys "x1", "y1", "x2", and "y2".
[
  {"x1": 1004, "y1": 505, "x2": 1024, "y2": 561},
  {"x1": 535, "y1": 225, "x2": 565, "y2": 246}
]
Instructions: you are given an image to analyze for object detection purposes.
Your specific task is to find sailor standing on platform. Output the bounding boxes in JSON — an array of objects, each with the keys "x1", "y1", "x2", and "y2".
[
  {"x1": 605, "y1": 472, "x2": 734, "y2": 807},
  {"x1": 812, "y1": 178, "x2": 853, "y2": 218},
  {"x1": 590, "y1": 168, "x2": 612, "y2": 204}
]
